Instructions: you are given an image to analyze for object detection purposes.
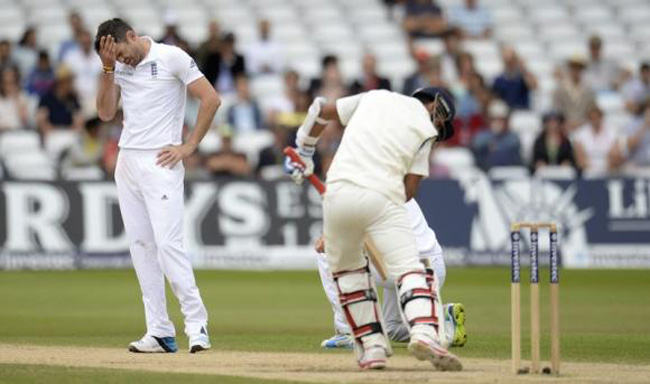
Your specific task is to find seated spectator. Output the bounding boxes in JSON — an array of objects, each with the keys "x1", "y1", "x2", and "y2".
[
  {"x1": 26, "y1": 50, "x2": 54, "y2": 97},
  {"x1": 403, "y1": 50, "x2": 445, "y2": 95},
  {"x1": 440, "y1": 27, "x2": 462, "y2": 85},
  {"x1": 493, "y1": 46, "x2": 537, "y2": 110},
  {"x1": 206, "y1": 32, "x2": 246, "y2": 95},
  {"x1": 552, "y1": 56, "x2": 596, "y2": 130},
  {"x1": 0, "y1": 40, "x2": 18, "y2": 73},
  {"x1": 58, "y1": 11, "x2": 85, "y2": 62},
  {"x1": 448, "y1": 0, "x2": 492, "y2": 39},
  {"x1": 61, "y1": 29, "x2": 102, "y2": 117},
  {"x1": 583, "y1": 35, "x2": 625, "y2": 94},
  {"x1": 227, "y1": 74, "x2": 264, "y2": 134},
  {"x1": 447, "y1": 63, "x2": 490, "y2": 147},
  {"x1": 60, "y1": 117, "x2": 105, "y2": 173},
  {"x1": 0, "y1": 67, "x2": 30, "y2": 130},
  {"x1": 402, "y1": 0, "x2": 447, "y2": 38},
  {"x1": 622, "y1": 62, "x2": 650, "y2": 115},
  {"x1": 268, "y1": 70, "x2": 303, "y2": 126},
  {"x1": 309, "y1": 55, "x2": 347, "y2": 100},
  {"x1": 349, "y1": 53, "x2": 391, "y2": 95},
  {"x1": 618, "y1": 105, "x2": 650, "y2": 170},
  {"x1": 451, "y1": 52, "x2": 489, "y2": 119},
  {"x1": 196, "y1": 20, "x2": 221, "y2": 76},
  {"x1": 532, "y1": 112, "x2": 576, "y2": 171},
  {"x1": 158, "y1": 11, "x2": 191, "y2": 54},
  {"x1": 471, "y1": 101, "x2": 522, "y2": 171},
  {"x1": 37, "y1": 66, "x2": 83, "y2": 135},
  {"x1": 257, "y1": 125, "x2": 290, "y2": 179},
  {"x1": 246, "y1": 19, "x2": 284, "y2": 75},
  {"x1": 204, "y1": 127, "x2": 252, "y2": 177},
  {"x1": 13, "y1": 27, "x2": 39, "y2": 83},
  {"x1": 572, "y1": 106, "x2": 617, "y2": 176}
]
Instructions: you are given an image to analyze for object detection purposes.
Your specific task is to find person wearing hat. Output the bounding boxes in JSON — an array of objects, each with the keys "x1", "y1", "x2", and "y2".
[
  {"x1": 471, "y1": 100, "x2": 522, "y2": 171},
  {"x1": 284, "y1": 87, "x2": 462, "y2": 371},
  {"x1": 552, "y1": 54, "x2": 597, "y2": 130},
  {"x1": 532, "y1": 111, "x2": 576, "y2": 171},
  {"x1": 36, "y1": 65, "x2": 83, "y2": 136}
]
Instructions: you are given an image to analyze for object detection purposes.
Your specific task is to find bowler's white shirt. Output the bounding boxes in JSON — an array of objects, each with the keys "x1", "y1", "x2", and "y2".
[
  {"x1": 114, "y1": 38, "x2": 203, "y2": 149},
  {"x1": 327, "y1": 90, "x2": 437, "y2": 204}
]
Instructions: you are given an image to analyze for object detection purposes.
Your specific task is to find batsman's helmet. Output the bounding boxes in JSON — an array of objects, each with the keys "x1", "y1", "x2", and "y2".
[{"x1": 412, "y1": 87, "x2": 456, "y2": 141}]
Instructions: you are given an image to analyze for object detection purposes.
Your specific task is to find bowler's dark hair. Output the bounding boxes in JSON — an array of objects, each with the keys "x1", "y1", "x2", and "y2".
[{"x1": 94, "y1": 18, "x2": 133, "y2": 53}]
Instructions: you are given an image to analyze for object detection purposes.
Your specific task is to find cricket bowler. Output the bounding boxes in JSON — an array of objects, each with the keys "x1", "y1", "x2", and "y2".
[
  {"x1": 316, "y1": 198, "x2": 467, "y2": 351},
  {"x1": 287, "y1": 87, "x2": 461, "y2": 370},
  {"x1": 95, "y1": 19, "x2": 220, "y2": 353}
]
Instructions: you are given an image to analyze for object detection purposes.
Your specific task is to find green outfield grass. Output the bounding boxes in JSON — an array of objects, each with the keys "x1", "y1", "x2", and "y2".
[{"x1": 0, "y1": 268, "x2": 649, "y2": 382}]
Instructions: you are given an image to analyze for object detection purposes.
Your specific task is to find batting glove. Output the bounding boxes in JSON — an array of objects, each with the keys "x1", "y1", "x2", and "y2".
[{"x1": 284, "y1": 149, "x2": 314, "y2": 185}]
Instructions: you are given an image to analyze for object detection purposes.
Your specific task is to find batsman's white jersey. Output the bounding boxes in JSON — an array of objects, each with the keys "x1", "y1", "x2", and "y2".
[
  {"x1": 320, "y1": 90, "x2": 451, "y2": 365},
  {"x1": 317, "y1": 199, "x2": 454, "y2": 345},
  {"x1": 328, "y1": 90, "x2": 437, "y2": 204},
  {"x1": 113, "y1": 38, "x2": 208, "y2": 338}
]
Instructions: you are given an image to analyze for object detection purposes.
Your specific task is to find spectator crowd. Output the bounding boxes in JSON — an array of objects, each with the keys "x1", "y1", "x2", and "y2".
[{"x1": 1, "y1": 0, "x2": 649, "y2": 181}]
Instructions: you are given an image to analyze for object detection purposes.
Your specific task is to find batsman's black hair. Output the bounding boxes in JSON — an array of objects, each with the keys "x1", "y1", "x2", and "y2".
[{"x1": 94, "y1": 18, "x2": 134, "y2": 53}]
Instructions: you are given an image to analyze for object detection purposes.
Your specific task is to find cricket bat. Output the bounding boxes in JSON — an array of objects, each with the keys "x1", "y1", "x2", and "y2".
[{"x1": 284, "y1": 147, "x2": 389, "y2": 280}]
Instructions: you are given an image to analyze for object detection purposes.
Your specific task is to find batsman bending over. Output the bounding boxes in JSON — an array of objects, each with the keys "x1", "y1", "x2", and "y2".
[
  {"x1": 315, "y1": 198, "x2": 467, "y2": 351},
  {"x1": 287, "y1": 87, "x2": 462, "y2": 370}
]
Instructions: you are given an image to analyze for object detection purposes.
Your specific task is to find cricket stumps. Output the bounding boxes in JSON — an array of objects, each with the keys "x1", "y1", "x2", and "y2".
[{"x1": 510, "y1": 221, "x2": 560, "y2": 376}]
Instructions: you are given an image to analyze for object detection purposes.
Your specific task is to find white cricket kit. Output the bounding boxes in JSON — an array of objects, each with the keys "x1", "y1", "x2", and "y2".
[
  {"x1": 317, "y1": 199, "x2": 453, "y2": 345},
  {"x1": 324, "y1": 90, "x2": 437, "y2": 276},
  {"x1": 113, "y1": 38, "x2": 208, "y2": 338},
  {"x1": 321, "y1": 90, "x2": 442, "y2": 358}
]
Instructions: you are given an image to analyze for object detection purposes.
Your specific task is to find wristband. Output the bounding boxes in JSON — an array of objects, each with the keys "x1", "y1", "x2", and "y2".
[{"x1": 103, "y1": 65, "x2": 115, "y2": 73}]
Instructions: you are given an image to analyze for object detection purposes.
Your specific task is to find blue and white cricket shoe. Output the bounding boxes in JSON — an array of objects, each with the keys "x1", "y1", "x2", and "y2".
[
  {"x1": 445, "y1": 303, "x2": 467, "y2": 347},
  {"x1": 128, "y1": 335, "x2": 178, "y2": 353},
  {"x1": 320, "y1": 333, "x2": 354, "y2": 349},
  {"x1": 189, "y1": 327, "x2": 211, "y2": 353}
]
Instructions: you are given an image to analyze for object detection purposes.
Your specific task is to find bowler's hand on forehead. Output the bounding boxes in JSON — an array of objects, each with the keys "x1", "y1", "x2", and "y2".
[{"x1": 99, "y1": 34, "x2": 117, "y2": 67}]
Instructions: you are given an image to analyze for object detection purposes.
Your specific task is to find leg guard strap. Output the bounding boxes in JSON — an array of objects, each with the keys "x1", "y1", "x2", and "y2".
[
  {"x1": 396, "y1": 270, "x2": 440, "y2": 331},
  {"x1": 339, "y1": 289, "x2": 378, "y2": 306}
]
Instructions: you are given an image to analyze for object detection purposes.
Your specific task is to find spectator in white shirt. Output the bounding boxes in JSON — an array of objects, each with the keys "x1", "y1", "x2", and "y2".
[
  {"x1": 12, "y1": 27, "x2": 39, "y2": 82},
  {"x1": 448, "y1": 0, "x2": 492, "y2": 39},
  {"x1": 62, "y1": 29, "x2": 102, "y2": 117},
  {"x1": 0, "y1": 67, "x2": 30, "y2": 130},
  {"x1": 572, "y1": 106, "x2": 618, "y2": 176},
  {"x1": 246, "y1": 19, "x2": 283, "y2": 75}
]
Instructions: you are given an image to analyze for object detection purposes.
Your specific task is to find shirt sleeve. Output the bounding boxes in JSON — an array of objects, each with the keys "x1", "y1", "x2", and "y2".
[
  {"x1": 167, "y1": 47, "x2": 204, "y2": 85},
  {"x1": 408, "y1": 140, "x2": 433, "y2": 177},
  {"x1": 336, "y1": 93, "x2": 365, "y2": 126}
]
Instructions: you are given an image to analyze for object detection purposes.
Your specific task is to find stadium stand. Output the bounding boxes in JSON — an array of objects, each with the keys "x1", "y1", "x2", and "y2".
[{"x1": 0, "y1": 0, "x2": 649, "y2": 180}]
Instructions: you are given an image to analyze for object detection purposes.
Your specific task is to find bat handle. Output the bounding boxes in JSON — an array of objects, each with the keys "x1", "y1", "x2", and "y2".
[{"x1": 283, "y1": 147, "x2": 326, "y2": 195}]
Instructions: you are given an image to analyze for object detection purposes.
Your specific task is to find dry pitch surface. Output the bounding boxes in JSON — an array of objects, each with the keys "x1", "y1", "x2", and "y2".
[{"x1": 1, "y1": 344, "x2": 648, "y2": 384}]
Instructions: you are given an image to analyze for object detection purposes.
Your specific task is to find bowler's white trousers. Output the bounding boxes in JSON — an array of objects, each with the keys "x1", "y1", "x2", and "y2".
[{"x1": 115, "y1": 149, "x2": 208, "y2": 338}]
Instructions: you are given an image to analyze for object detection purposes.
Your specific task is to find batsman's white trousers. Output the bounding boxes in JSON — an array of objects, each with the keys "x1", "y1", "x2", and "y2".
[
  {"x1": 115, "y1": 149, "x2": 208, "y2": 338},
  {"x1": 323, "y1": 180, "x2": 424, "y2": 280},
  {"x1": 317, "y1": 197, "x2": 449, "y2": 343}
]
